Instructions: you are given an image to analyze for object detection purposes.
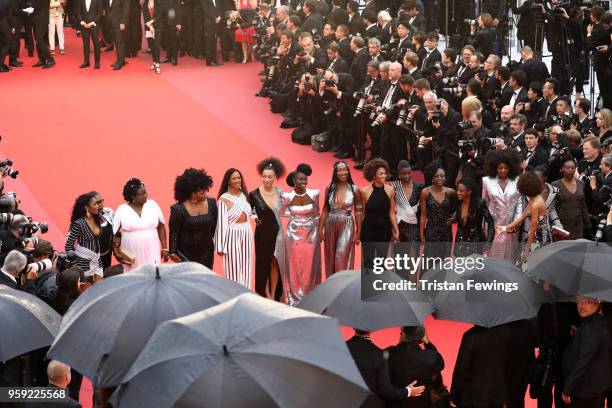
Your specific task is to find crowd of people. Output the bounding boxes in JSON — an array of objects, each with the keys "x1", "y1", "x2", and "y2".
[{"x1": 2, "y1": 0, "x2": 612, "y2": 406}]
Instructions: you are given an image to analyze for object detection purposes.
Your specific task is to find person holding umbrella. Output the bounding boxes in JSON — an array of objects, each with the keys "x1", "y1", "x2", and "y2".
[
  {"x1": 562, "y1": 297, "x2": 611, "y2": 408},
  {"x1": 346, "y1": 329, "x2": 425, "y2": 407}
]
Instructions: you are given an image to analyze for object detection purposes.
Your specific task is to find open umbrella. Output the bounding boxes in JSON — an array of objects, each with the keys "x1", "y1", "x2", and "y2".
[
  {"x1": 47, "y1": 262, "x2": 249, "y2": 387},
  {"x1": 0, "y1": 286, "x2": 61, "y2": 361},
  {"x1": 110, "y1": 293, "x2": 369, "y2": 408},
  {"x1": 428, "y1": 257, "x2": 549, "y2": 328},
  {"x1": 297, "y1": 270, "x2": 433, "y2": 331},
  {"x1": 526, "y1": 239, "x2": 612, "y2": 298}
]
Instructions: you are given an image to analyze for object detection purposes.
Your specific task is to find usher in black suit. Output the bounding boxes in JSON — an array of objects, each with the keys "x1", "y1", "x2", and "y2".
[
  {"x1": 200, "y1": 0, "x2": 222, "y2": 65},
  {"x1": 106, "y1": 0, "x2": 129, "y2": 68},
  {"x1": 75, "y1": 0, "x2": 103, "y2": 67},
  {"x1": 31, "y1": 0, "x2": 54, "y2": 66}
]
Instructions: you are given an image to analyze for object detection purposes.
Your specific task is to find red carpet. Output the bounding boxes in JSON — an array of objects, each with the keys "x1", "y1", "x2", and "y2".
[{"x1": 1, "y1": 30, "x2": 533, "y2": 407}]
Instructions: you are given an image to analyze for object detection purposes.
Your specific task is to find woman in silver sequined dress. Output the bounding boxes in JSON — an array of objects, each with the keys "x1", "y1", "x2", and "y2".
[
  {"x1": 319, "y1": 161, "x2": 360, "y2": 278},
  {"x1": 482, "y1": 150, "x2": 523, "y2": 263},
  {"x1": 281, "y1": 163, "x2": 322, "y2": 305}
]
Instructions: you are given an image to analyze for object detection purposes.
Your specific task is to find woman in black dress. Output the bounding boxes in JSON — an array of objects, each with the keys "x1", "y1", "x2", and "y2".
[
  {"x1": 420, "y1": 163, "x2": 456, "y2": 261},
  {"x1": 454, "y1": 178, "x2": 495, "y2": 257},
  {"x1": 358, "y1": 158, "x2": 399, "y2": 269},
  {"x1": 169, "y1": 168, "x2": 217, "y2": 268},
  {"x1": 248, "y1": 157, "x2": 285, "y2": 300}
]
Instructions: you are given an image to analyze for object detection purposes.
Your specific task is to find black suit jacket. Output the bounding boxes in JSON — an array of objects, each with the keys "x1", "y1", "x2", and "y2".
[
  {"x1": 301, "y1": 11, "x2": 323, "y2": 35},
  {"x1": 0, "y1": 272, "x2": 18, "y2": 289},
  {"x1": 76, "y1": 0, "x2": 104, "y2": 26},
  {"x1": 327, "y1": 6, "x2": 348, "y2": 26},
  {"x1": 200, "y1": 0, "x2": 222, "y2": 24},
  {"x1": 524, "y1": 144, "x2": 549, "y2": 169},
  {"x1": 346, "y1": 336, "x2": 407, "y2": 407},
  {"x1": 386, "y1": 341, "x2": 444, "y2": 408},
  {"x1": 519, "y1": 58, "x2": 549, "y2": 85},
  {"x1": 562, "y1": 313, "x2": 611, "y2": 398},
  {"x1": 376, "y1": 22, "x2": 392, "y2": 44},
  {"x1": 338, "y1": 36, "x2": 353, "y2": 65},
  {"x1": 365, "y1": 23, "x2": 380, "y2": 40},
  {"x1": 506, "y1": 131, "x2": 526, "y2": 152},
  {"x1": 420, "y1": 48, "x2": 441, "y2": 72},
  {"x1": 592, "y1": 172, "x2": 612, "y2": 211},
  {"x1": 349, "y1": 13, "x2": 365, "y2": 36},
  {"x1": 350, "y1": 47, "x2": 370, "y2": 87},
  {"x1": 31, "y1": 0, "x2": 49, "y2": 24},
  {"x1": 314, "y1": 0, "x2": 329, "y2": 16},
  {"x1": 327, "y1": 56, "x2": 349, "y2": 73},
  {"x1": 408, "y1": 13, "x2": 426, "y2": 32},
  {"x1": 298, "y1": 47, "x2": 328, "y2": 74},
  {"x1": 106, "y1": 0, "x2": 129, "y2": 27}
]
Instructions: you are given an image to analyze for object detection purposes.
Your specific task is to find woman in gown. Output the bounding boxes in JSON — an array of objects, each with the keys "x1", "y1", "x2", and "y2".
[
  {"x1": 281, "y1": 163, "x2": 321, "y2": 305},
  {"x1": 481, "y1": 149, "x2": 523, "y2": 263},
  {"x1": 215, "y1": 168, "x2": 254, "y2": 289},
  {"x1": 454, "y1": 178, "x2": 495, "y2": 257},
  {"x1": 169, "y1": 168, "x2": 217, "y2": 268},
  {"x1": 552, "y1": 158, "x2": 590, "y2": 239},
  {"x1": 319, "y1": 161, "x2": 359, "y2": 277},
  {"x1": 514, "y1": 165, "x2": 563, "y2": 251},
  {"x1": 358, "y1": 158, "x2": 399, "y2": 270},
  {"x1": 391, "y1": 161, "x2": 423, "y2": 257},
  {"x1": 249, "y1": 157, "x2": 285, "y2": 300},
  {"x1": 499, "y1": 171, "x2": 548, "y2": 264},
  {"x1": 419, "y1": 163, "x2": 456, "y2": 261},
  {"x1": 234, "y1": 0, "x2": 257, "y2": 63},
  {"x1": 113, "y1": 178, "x2": 169, "y2": 272}
]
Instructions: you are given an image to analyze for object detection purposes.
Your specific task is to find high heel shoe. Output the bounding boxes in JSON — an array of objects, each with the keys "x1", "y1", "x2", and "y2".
[
  {"x1": 155, "y1": 63, "x2": 161, "y2": 74},
  {"x1": 150, "y1": 63, "x2": 156, "y2": 70}
]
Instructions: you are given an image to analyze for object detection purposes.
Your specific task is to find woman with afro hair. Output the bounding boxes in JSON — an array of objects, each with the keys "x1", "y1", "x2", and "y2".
[
  {"x1": 169, "y1": 168, "x2": 217, "y2": 268},
  {"x1": 280, "y1": 163, "x2": 321, "y2": 305},
  {"x1": 113, "y1": 178, "x2": 168, "y2": 272},
  {"x1": 248, "y1": 157, "x2": 286, "y2": 300}
]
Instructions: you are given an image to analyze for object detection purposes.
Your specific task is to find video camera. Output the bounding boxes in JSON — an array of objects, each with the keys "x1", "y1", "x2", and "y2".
[{"x1": 0, "y1": 159, "x2": 19, "y2": 179}]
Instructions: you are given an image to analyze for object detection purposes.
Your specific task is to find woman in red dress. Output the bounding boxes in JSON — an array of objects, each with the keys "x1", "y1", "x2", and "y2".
[{"x1": 234, "y1": 0, "x2": 257, "y2": 63}]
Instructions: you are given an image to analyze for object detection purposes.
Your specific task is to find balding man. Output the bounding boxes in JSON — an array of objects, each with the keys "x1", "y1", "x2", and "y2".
[
  {"x1": 518, "y1": 46, "x2": 549, "y2": 85},
  {"x1": 25, "y1": 361, "x2": 81, "y2": 407}
]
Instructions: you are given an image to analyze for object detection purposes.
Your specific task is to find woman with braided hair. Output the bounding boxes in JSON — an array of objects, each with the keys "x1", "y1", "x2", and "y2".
[{"x1": 113, "y1": 178, "x2": 168, "y2": 272}]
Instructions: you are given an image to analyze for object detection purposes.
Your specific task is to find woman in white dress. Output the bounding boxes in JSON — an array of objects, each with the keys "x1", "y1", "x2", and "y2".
[
  {"x1": 113, "y1": 178, "x2": 169, "y2": 272},
  {"x1": 214, "y1": 168, "x2": 254, "y2": 289}
]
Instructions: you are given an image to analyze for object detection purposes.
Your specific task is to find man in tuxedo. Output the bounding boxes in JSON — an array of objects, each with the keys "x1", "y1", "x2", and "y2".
[
  {"x1": 25, "y1": 361, "x2": 82, "y2": 407},
  {"x1": 346, "y1": 0, "x2": 364, "y2": 36},
  {"x1": 542, "y1": 77, "x2": 560, "y2": 119},
  {"x1": 376, "y1": 10, "x2": 393, "y2": 45},
  {"x1": 346, "y1": 330, "x2": 424, "y2": 406},
  {"x1": 294, "y1": 34, "x2": 327, "y2": 75},
  {"x1": 419, "y1": 32, "x2": 441, "y2": 72},
  {"x1": 497, "y1": 66, "x2": 513, "y2": 105},
  {"x1": 0, "y1": 250, "x2": 27, "y2": 289},
  {"x1": 523, "y1": 128, "x2": 548, "y2": 169},
  {"x1": 321, "y1": 69, "x2": 356, "y2": 158},
  {"x1": 562, "y1": 298, "x2": 611, "y2": 408},
  {"x1": 480, "y1": 54, "x2": 501, "y2": 100},
  {"x1": 367, "y1": 37, "x2": 384, "y2": 62},
  {"x1": 300, "y1": 0, "x2": 323, "y2": 36},
  {"x1": 0, "y1": 0, "x2": 13, "y2": 72},
  {"x1": 334, "y1": 23, "x2": 352, "y2": 65},
  {"x1": 106, "y1": 0, "x2": 128, "y2": 69},
  {"x1": 327, "y1": 0, "x2": 348, "y2": 26},
  {"x1": 506, "y1": 113, "x2": 527, "y2": 152},
  {"x1": 392, "y1": 20, "x2": 412, "y2": 63},
  {"x1": 377, "y1": 62, "x2": 407, "y2": 175},
  {"x1": 507, "y1": 70, "x2": 529, "y2": 110},
  {"x1": 363, "y1": 9, "x2": 378, "y2": 39},
  {"x1": 447, "y1": 45, "x2": 473, "y2": 79},
  {"x1": 200, "y1": 0, "x2": 223, "y2": 66},
  {"x1": 387, "y1": 326, "x2": 444, "y2": 408},
  {"x1": 324, "y1": 42, "x2": 348, "y2": 73},
  {"x1": 349, "y1": 35, "x2": 369, "y2": 87},
  {"x1": 31, "y1": 0, "x2": 55, "y2": 68},
  {"x1": 591, "y1": 154, "x2": 612, "y2": 215},
  {"x1": 402, "y1": 51, "x2": 421, "y2": 79},
  {"x1": 518, "y1": 45, "x2": 549, "y2": 85},
  {"x1": 573, "y1": 98, "x2": 593, "y2": 136},
  {"x1": 75, "y1": 0, "x2": 103, "y2": 69},
  {"x1": 160, "y1": 0, "x2": 182, "y2": 65}
]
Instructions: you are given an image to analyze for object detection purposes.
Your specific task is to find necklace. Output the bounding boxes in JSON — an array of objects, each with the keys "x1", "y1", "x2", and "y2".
[
  {"x1": 261, "y1": 187, "x2": 275, "y2": 196},
  {"x1": 294, "y1": 190, "x2": 307, "y2": 197}
]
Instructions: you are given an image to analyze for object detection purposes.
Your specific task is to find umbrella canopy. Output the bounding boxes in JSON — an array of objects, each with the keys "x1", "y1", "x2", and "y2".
[
  {"x1": 526, "y1": 239, "x2": 612, "y2": 298},
  {"x1": 110, "y1": 293, "x2": 370, "y2": 408},
  {"x1": 297, "y1": 270, "x2": 433, "y2": 331},
  {"x1": 0, "y1": 286, "x2": 61, "y2": 361},
  {"x1": 47, "y1": 262, "x2": 250, "y2": 387},
  {"x1": 428, "y1": 257, "x2": 549, "y2": 328}
]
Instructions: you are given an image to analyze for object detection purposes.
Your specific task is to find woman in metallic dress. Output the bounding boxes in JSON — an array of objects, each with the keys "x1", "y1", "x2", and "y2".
[
  {"x1": 281, "y1": 163, "x2": 321, "y2": 305},
  {"x1": 319, "y1": 161, "x2": 360, "y2": 278},
  {"x1": 249, "y1": 157, "x2": 286, "y2": 300},
  {"x1": 481, "y1": 150, "x2": 523, "y2": 263}
]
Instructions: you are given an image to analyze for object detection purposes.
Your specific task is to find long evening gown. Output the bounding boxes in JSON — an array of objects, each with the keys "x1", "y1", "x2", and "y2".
[
  {"x1": 454, "y1": 199, "x2": 495, "y2": 257},
  {"x1": 423, "y1": 191, "x2": 455, "y2": 260},
  {"x1": 551, "y1": 179, "x2": 590, "y2": 239},
  {"x1": 482, "y1": 176, "x2": 521, "y2": 263},
  {"x1": 168, "y1": 198, "x2": 217, "y2": 268},
  {"x1": 323, "y1": 184, "x2": 357, "y2": 278},
  {"x1": 249, "y1": 187, "x2": 285, "y2": 299},
  {"x1": 214, "y1": 192, "x2": 254, "y2": 289},
  {"x1": 515, "y1": 183, "x2": 563, "y2": 252},
  {"x1": 360, "y1": 184, "x2": 392, "y2": 269},
  {"x1": 281, "y1": 189, "x2": 321, "y2": 305}
]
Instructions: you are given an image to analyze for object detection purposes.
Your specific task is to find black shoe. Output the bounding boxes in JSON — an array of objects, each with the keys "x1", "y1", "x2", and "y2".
[
  {"x1": 207, "y1": 62, "x2": 220, "y2": 66},
  {"x1": 328, "y1": 146, "x2": 339, "y2": 153},
  {"x1": 195, "y1": 54, "x2": 204, "y2": 60},
  {"x1": 162, "y1": 58, "x2": 172, "y2": 64},
  {"x1": 79, "y1": 62, "x2": 90, "y2": 69},
  {"x1": 42, "y1": 60, "x2": 55, "y2": 69},
  {"x1": 172, "y1": 58, "x2": 178, "y2": 66},
  {"x1": 94, "y1": 63, "x2": 100, "y2": 69},
  {"x1": 104, "y1": 45, "x2": 114, "y2": 52},
  {"x1": 0, "y1": 65, "x2": 10, "y2": 72},
  {"x1": 222, "y1": 56, "x2": 230, "y2": 62},
  {"x1": 32, "y1": 60, "x2": 45, "y2": 67},
  {"x1": 336, "y1": 152, "x2": 351, "y2": 159},
  {"x1": 9, "y1": 60, "x2": 23, "y2": 67},
  {"x1": 113, "y1": 63, "x2": 123, "y2": 70}
]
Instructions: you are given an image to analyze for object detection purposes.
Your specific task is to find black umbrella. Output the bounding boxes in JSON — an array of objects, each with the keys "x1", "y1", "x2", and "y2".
[
  {"x1": 526, "y1": 239, "x2": 612, "y2": 298},
  {"x1": 428, "y1": 257, "x2": 549, "y2": 328},
  {"x1": 0, "y1": 286, "x2": 61, "y2": 361},
  {"x1": 47, "y1": 262, "x2": 250, "y2": 387},
  {"x1": 110, "y1": 293, "x2": 370, "y2": 408},
  {"x1": 297, "y1": 270, "x2": 433, "y2": 331}
]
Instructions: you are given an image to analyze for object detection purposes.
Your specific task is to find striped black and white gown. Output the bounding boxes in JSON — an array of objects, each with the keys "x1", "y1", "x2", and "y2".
[
  {"x1": 65, "y1": 218, "x2": 103, "y2": 277},
  {"x1": 214, "y1": 192, "x2": 254, "y2": 289}
]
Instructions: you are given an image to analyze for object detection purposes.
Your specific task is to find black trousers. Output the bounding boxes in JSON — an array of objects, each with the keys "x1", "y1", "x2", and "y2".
[
  {"x1": 127, "y1": 7, "x2": 141, "y2": 53},
  {"x1": 181, "y1": 1, "x2": 203, "y2": 55},
  {"x1": 111, "y1": 25, "x2": 126, "y2": 64},
  {"x1": 33, "y1": 20, "x2": 53, "y2": 62},
  {"x1": 162, "y1": 23, "x2": 179, "y2": 60},
  {"x1": 382, "y1": 123, "x2": 408, "y2": 176},
  {"x1": 146, "y1": 27, "x2": 161, "y2": 63},
  {"x1": 203, "y1": 20, "x2": 219, "y2": 63},
  {"x1": 596, "y1": 67, "x2": 612, "y2": 110},
  {"x1": 0, "y1": 19, "x2": 10, "y2": 65},
  {"x1": 570, "y1": 396, "x2": 605, "y2": 408},
  {"x1": 81, "y1": 26, "x2": 101, "y2": 64}
]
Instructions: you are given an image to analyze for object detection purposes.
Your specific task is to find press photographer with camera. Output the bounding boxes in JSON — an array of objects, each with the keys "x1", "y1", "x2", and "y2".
[
  {"x1": 590, "y1": 154, "x2": 612, "y2": 216},
  {"x1": 319, "y1": 69, "x2": 356, "y2": 159},
  {"x1": 467, "y1": 13, "x2": 498, "y2": 58},
  {"x1": 0, "y1": 214, "x2": 46, "y2": 262},
  {"x1": 505, "y1": 113, "x2": 528, "y2": 151},
  {"x1": 293, "y1": 34, "x2": 328, "y2": 75},
  {"x1": 587, "y1": 7, "x2": 611, "y2": 109},
  {"x1": 431, "y1": 98, "x2": 461, "y2": 186},
  {"x1": 0, "y1": 249, "x2": 27, "y2": 289},
  {"x1": 577, "y1": 136, "x2": 603, "y2": 235}
]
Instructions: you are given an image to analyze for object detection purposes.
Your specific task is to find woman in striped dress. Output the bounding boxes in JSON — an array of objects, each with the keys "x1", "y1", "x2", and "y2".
[
  {"x1": 65, "y1": 192, "x2": 104, "y2": 280},
  {"x1": 319, "y1": 161, "x2": 359, "y2": 278},
  {"x1": 215, "y1": 168, "x2": 254, "y2": 289}
]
